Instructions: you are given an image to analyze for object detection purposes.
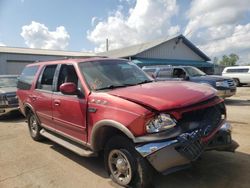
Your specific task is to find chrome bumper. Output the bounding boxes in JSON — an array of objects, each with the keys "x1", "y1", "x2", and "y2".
[
  {"x1": 135, "y1": 121, "x2": 236, "y2": 174},
  {"x1": 0, "y1": 106, "x2": 19, "y2": 115}
]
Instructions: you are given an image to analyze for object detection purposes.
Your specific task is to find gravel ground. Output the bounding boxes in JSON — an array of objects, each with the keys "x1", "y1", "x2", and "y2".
[{"x1": 0, "y1": 87, "x2": 249, "y2": 188}]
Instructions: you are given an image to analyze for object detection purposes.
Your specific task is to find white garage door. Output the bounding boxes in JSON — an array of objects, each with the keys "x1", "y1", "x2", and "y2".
[{"x1": 7, "y1": 62, "x2": 31, "y2": 75}]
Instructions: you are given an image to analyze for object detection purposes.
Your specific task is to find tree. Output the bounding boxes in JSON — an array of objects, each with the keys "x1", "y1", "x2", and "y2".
[{"x1": 219, "y1": 53, "x2": 239, "y2": 66}]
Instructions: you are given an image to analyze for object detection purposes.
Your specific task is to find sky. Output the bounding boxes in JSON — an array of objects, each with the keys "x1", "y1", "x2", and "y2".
[{"x1": 0, "y1": 0, "x2": 250, "y2": 64}]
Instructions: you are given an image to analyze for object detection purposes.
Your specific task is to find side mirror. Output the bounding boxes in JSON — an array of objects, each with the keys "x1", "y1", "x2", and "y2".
[{"x1": 59, "y1": 82, "x2": 77, "y2": 95}]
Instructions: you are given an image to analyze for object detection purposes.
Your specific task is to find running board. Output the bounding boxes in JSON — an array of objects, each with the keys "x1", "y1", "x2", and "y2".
[{"x1": 40, "y1": 129, "x2": 95, "y2": 157}]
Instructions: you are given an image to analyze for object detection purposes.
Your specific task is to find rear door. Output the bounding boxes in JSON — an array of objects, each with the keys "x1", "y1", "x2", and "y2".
[
  {"x1": 52, "y1": 64, "x2": 87, "y2": 143},
  {"x1": 32, "y1": 64, "x2": 57, "y2": 127}
]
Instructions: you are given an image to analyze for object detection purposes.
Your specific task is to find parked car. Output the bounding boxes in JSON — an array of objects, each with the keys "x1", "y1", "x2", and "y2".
[
  {"x1": 17, "y1": 58, "x2": 238, "y2": 188},
  {"x1": 0, "y1": 75, "x2": 19, "y2": 116},
  {"x1": 222, "y1": 66, "x2": 250, "y2": 86},
  {"x1": 142, "y1": 65, "x2": 236, "y2": 98}
]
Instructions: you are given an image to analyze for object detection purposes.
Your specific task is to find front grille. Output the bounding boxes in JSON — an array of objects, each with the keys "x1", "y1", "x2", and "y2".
[
  {"x1": 178, "y1": 103, "x2": 225, "y2": 136},
  {"x1": 176, "y1": 129, "x2": 204, "y2": 161},
  {"x1": 227, "y1": 79, "x2": 235, "y2": 87},
  {"x1": 6, "y1": 93, "x2": 18, "y2": 106}
]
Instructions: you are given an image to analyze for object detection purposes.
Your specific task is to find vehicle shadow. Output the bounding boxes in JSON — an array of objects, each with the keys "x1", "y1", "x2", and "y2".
[
  {"x1": 0, "y1": 111, "x2": 25, "y2": 122},
  {"x1": 224, "y1": 98, "x2": 250, "y2": 106},
  {"x1": 50, "y1": 143, "x2": 109, "y2": 179},
  {"x1": 46, "y1": 140, "x2": 250, "y2": 188}
]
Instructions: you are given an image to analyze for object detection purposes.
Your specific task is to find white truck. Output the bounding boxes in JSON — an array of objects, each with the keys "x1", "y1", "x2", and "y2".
[{"x1": 222, "y1": 66, "x2": 250, "y2": 86}]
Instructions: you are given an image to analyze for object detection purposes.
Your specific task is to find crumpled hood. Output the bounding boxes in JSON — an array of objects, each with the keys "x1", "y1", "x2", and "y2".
[
  {"x1": 108, "y1": 81, "x2": 216, "y2": 111},
  {"x1": 0, "y1": 87, "x2": 17, "y2": 94}
]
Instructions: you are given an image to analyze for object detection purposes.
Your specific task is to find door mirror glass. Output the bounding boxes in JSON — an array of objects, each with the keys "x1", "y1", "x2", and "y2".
[{"x1": 60, "y1": 82, "x2": 77, "y2": 95}]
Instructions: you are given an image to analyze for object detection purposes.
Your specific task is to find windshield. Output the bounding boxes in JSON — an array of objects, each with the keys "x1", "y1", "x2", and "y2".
[
  {"x1": 79, "y1": 60, "x2": 152, "y2": 90},
  {"x1": 184, "y1": 67, "x2": 206, "y2": 77},
  {"x1": 0, "y1": 77, "x2": 17, "y2": 88}
]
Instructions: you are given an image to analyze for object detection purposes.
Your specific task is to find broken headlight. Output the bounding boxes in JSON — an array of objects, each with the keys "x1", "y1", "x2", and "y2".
[{"x1": 146, "y1": 114, "x2": 176, "y2": 133}]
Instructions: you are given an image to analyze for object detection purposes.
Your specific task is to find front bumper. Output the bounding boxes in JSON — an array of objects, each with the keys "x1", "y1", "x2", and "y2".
[
  {"x1": 0, "y1": 106, "x2": 19, "y2": 116},
  {"x1": 217, "y1": 88, "x2": 236, "y2": 98},
  {"x1": 135, "y1": 121, "x2": 238, "y2": 174}
]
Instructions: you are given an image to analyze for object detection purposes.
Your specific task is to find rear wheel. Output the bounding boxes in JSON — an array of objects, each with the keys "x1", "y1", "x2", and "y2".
[
  {"x1": 27, "y1": 112, "x2": 43, "y2": 141},
  {"x1": 104, "y1": 136, "x2": 153, "y2": 188}
]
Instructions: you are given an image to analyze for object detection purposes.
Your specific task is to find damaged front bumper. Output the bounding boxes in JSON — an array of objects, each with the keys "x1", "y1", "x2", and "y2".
[{"x1": 135, "y1": 121, "x2": 238, "y2": 174}]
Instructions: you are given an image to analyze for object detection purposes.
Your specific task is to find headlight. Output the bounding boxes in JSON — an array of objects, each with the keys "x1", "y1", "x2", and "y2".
[
  {"x1": 146, "y1": 114, "x2": 176, "y2": 133},
  {"x1": 216, "y1": 81, "x2": 229, "y2": 87}
]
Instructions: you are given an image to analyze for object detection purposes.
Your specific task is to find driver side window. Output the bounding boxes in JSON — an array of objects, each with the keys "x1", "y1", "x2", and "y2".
[{"x1": 57, "y1": 64, "x2": 81, "y2": 92}]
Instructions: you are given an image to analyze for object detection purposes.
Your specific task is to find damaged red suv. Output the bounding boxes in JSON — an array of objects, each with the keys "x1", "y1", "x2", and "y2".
[{"x1": 17, "y1": 58, "x2": 238, "y2": 187}]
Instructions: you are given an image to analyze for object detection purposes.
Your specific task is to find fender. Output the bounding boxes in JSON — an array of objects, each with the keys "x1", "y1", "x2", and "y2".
[{"x1": 91, "y1": 119, "x2": 136, "y2": 150}]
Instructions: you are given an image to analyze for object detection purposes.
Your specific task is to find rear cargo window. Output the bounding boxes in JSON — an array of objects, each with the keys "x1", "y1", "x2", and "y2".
[
  {"x1": 17, "y1": 66, "x2": 39, "y2": 90},
  {"x1": 226, "y1": 68, "x2": 249, "y2": 73}
]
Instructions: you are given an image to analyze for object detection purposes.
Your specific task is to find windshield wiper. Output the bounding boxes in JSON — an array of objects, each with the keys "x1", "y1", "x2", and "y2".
[
  {"x1": 96, "y1": 84, "x2": 134, "y2": 91},
  {"x1": 136, "y1": 80, "x2": 153, "y2": 85}
]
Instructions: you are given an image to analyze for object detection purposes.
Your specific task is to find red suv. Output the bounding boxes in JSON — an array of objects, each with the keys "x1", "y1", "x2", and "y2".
[{"x1": 17, "y1": 58, "x2": 238, "y2": 187}]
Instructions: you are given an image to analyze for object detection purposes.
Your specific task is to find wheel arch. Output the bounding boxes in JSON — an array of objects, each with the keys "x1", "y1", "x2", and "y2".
[
  {"x1": 23, "y1": 103, "x2": 41, "y2": 124},
  {"x1": 90, "y1": 120, "x2": 136, "y2": 152}
]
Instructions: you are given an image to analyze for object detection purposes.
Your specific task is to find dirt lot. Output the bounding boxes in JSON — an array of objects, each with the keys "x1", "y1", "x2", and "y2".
[{"x1": 0, "y1": 87, "x2": 250, "y2": 188}]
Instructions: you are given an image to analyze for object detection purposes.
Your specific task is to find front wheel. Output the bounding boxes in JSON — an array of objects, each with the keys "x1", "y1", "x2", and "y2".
[
  {"x1": 27, "y1": 112, "x2": 43, "y2": 141},
  {"x1": 104, "y1": 136, "x2": 153, "y2": 188},
  {"x1": 233, "y1": 78, "x2": 242, "y2": 87}
]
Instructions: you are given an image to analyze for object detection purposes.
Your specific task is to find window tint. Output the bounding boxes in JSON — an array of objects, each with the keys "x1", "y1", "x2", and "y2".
[
  {"x1": 226, "y1": 68, "x2": 249, "y2": 73},
  {"x1": 173, "y1": 68, "x2": 186, "y2": 78},
  {"x1": 17, "y1": 66, "x2": 39, "y2": 90},
  {"x1": 36, "y1": 65, "x2": 57, "y2": 91},
  {"x1": 157, "y1": 68, "x2": 172, "y2": 78},
  {"x1": 57, "y1": 64, "x2": 80, "y2": 92}
]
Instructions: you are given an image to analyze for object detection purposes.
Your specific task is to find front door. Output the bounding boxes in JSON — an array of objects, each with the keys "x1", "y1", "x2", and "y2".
[{"x1": 52, "y1": 64, "x2": 87, "y2": 143}]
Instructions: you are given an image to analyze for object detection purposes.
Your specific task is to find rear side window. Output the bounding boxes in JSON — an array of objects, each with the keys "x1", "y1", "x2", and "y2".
[
  {"x1": 157, "y1": 68, "x2": 172, "y2": 78},
  {"x1": 17, "y1": 66, "x2": 39, "y2": 90},
  {"x1": 36, "y1": 65, "x2": 57, "y2": 91},
  {"x1": 226, "y1": 68, "x2": 249, "y2": 73}
]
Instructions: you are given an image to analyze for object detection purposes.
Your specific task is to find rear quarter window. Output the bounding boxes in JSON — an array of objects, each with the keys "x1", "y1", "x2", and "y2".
[{"x1": 17, "y1": 66, "x2": 39, "y2": 90}]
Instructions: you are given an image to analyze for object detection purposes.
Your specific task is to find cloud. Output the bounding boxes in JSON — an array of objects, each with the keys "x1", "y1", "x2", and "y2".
[
  {"x1": 199, "y1": 23, "x2": 250, "y2": 55},
  {"x1": 87, "y1": 0, "x2": 179, "y2": 52},
  {"x1": 0, "y1": 42, "x2": 6, "y2": 46},
  {"x1": 183, "y1": 0, "x2": 250, "y2": 64},
  {"x1": 184, "y1": 0, "x2": 250, "y2": 36},
  {"x1": 20, "y1": 21, "x2": 70, "y2": 50}
]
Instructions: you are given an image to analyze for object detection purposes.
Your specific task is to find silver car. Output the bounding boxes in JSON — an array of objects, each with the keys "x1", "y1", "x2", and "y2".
[{"x1": 0, "y1": 75, "x2": 19, "y2": 116}]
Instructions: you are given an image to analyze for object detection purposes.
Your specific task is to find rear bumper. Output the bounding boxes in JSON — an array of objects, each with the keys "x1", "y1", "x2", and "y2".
[{"x1": 135, "y1": 121, "x2": 238, "y2": 174}]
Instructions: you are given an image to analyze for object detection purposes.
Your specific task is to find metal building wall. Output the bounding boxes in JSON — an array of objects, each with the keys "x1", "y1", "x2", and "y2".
[
  {"x1": 0, "y1": 53, "x2": 65, "y2": 75},
  {"x1": 135, "y1": 38, "x2": 204, "y2": 61}
]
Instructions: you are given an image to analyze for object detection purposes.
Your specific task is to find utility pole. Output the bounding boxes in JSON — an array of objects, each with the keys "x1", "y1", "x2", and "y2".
[{"x1": 106, "y1": 38, "x2": 109, "y2": 52}]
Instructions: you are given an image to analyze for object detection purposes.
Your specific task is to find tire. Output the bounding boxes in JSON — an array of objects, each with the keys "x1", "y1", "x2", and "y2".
[
  {"x1": 104, "y1": 136, "x2": 153, "y2": 188},
  {"x1": 27, "y1": 112, "x2": 44, "y2": 141},
  {"x1": 233, "y1": 78, "x2": 242, "y2": 87}
]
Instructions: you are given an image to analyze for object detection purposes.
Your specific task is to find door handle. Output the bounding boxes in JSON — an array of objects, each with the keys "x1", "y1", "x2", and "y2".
[{"x1": 54, "y1": 100, "x2": 61, "y2": 106}]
